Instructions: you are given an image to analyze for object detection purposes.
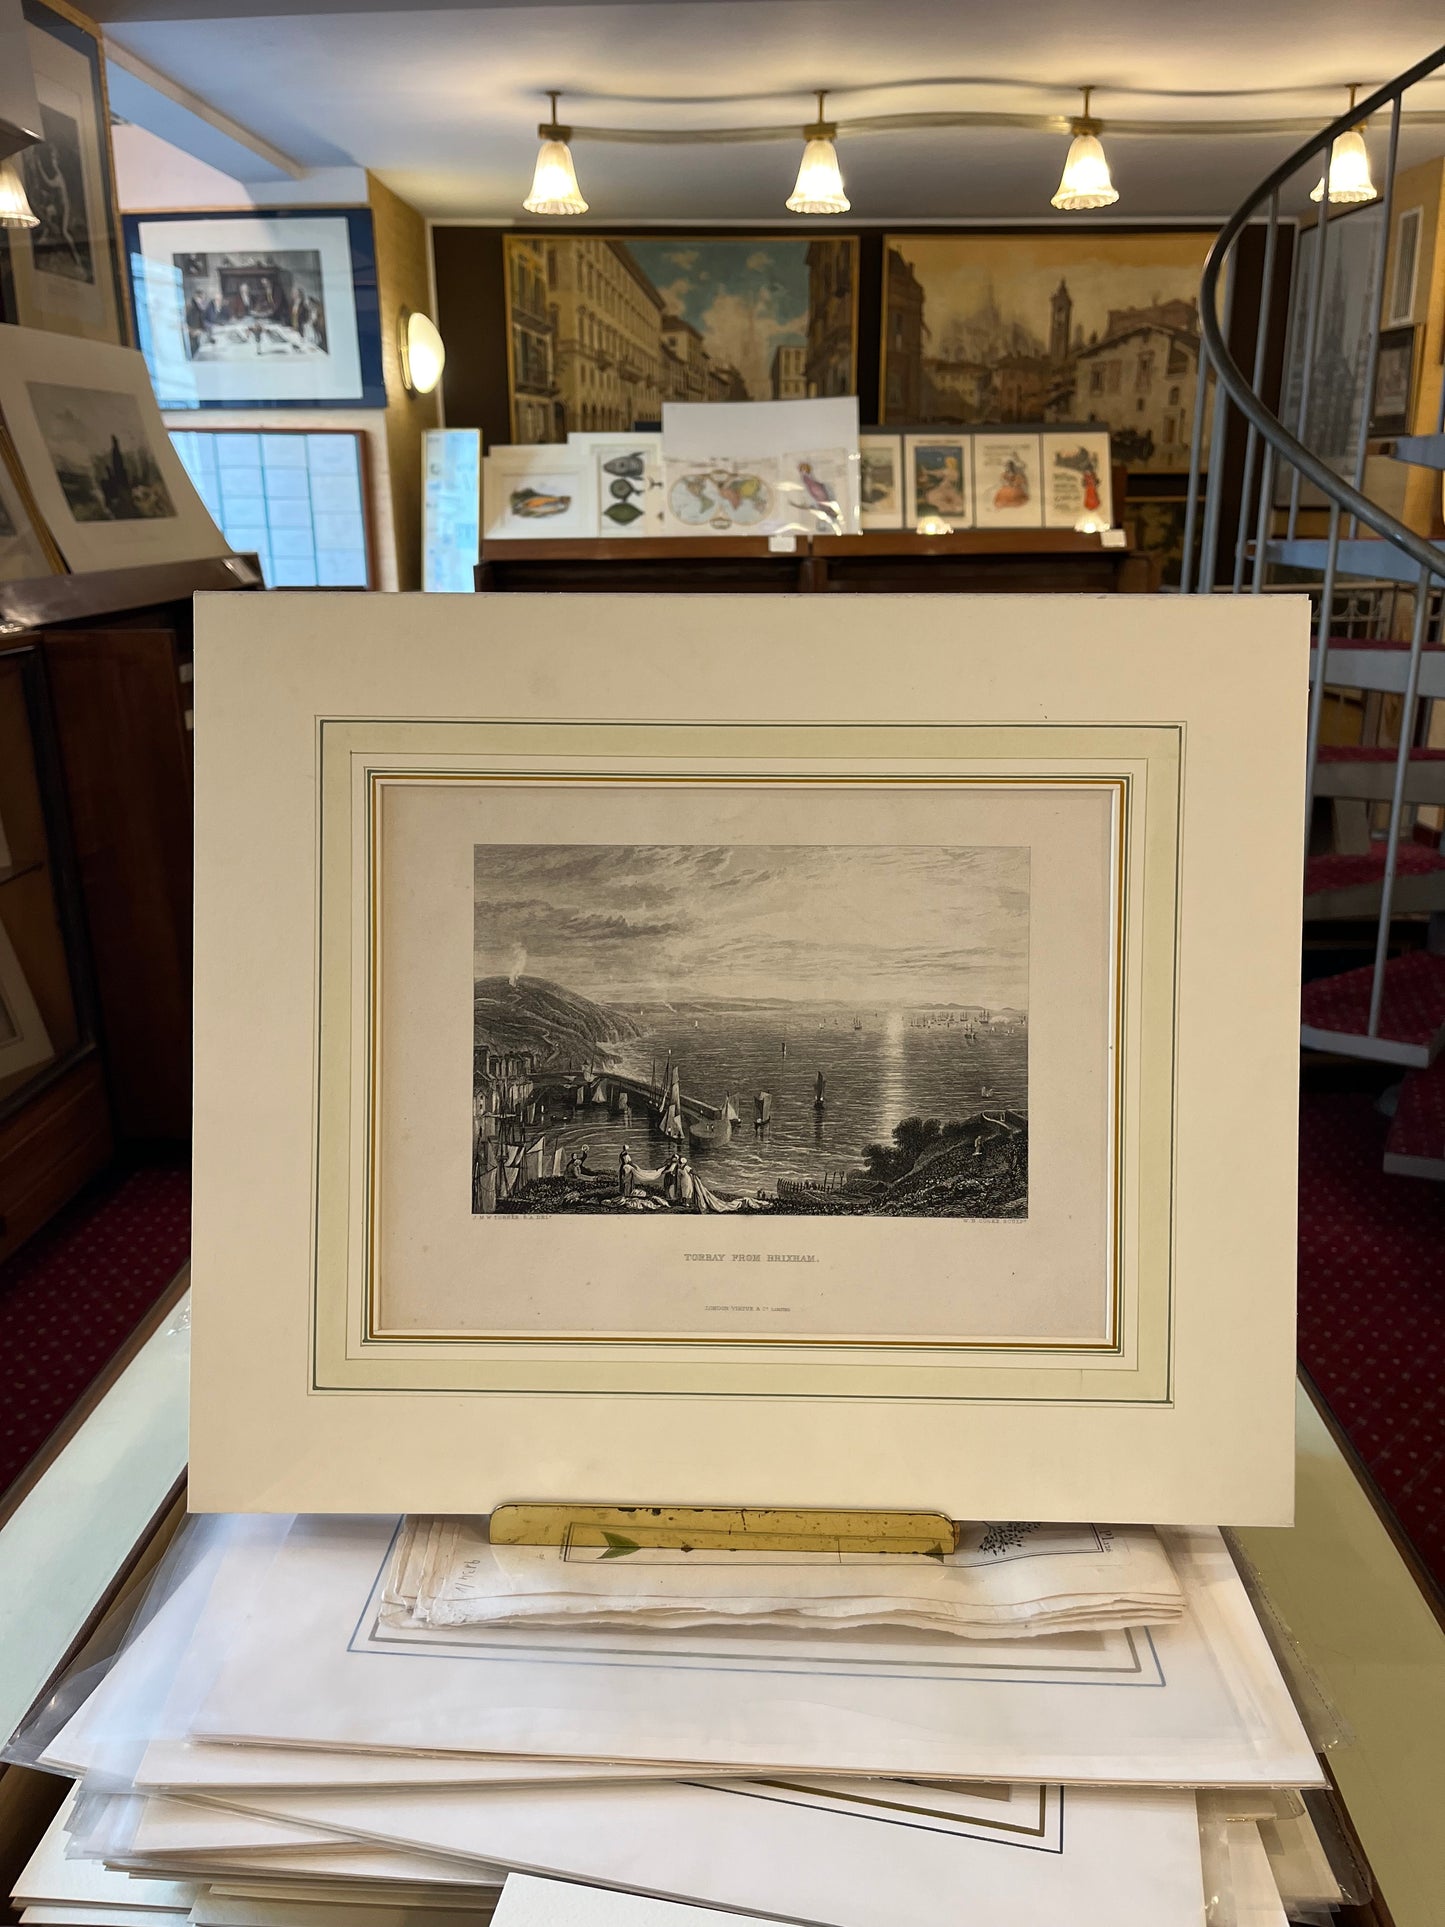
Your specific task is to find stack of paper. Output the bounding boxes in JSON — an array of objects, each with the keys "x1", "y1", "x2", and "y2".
[
  {"x1": 8, "y1": 1513, "x2": 1335, "y2": 1927},
  {"x1": 383, "y1": 1517, "x2": 1186, "y2": 1639}
]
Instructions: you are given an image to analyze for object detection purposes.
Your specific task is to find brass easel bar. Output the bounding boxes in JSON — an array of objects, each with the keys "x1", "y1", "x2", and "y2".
[{"x1": 490, "y1": 1504, "x2": 959, "y2": 1556}]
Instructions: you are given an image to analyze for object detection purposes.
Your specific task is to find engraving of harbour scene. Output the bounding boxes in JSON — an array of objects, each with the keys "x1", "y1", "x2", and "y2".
[{"x1": 472, "y1": 845, "x2": 1028, "y2": 1220}]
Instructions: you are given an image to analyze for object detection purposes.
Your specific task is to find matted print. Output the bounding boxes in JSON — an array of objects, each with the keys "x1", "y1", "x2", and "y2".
[
  {"x1": 882, "y1": 231, "x2": 1213, "y2": 470},
  {"x1": 504, "y1": 235, "x2": 858, "y2": 443},
  {"x1": 0, "y1": 0, "x2": 128, "y2": 344},
  {"x1": 859, "y1": 431, "x2": 903, "y2": 529},
  {"x1": 470, "y1": 843, "x2": 1028, "y2": 1223},
  {"x1": 0, "y1": 324, "x2": 227, "y2": 573},
  {"x1": 904, "y1": 433, "x2": 974, "y2": 528}
]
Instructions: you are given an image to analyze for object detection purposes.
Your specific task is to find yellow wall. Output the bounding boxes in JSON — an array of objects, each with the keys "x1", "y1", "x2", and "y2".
[
  {"x1": 1369, "y1": 156, "x2": 1445, "y2": 538},
  {"x1": 367, "y1": 172, "x2": 440, "y2": 590}
]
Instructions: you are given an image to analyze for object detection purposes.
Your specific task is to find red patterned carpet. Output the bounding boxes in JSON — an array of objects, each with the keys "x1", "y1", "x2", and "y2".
[
  {"x1": 1297, "y1": 1091, "x2": 1445, "y2": 1597},
  {"x1": 0, "y1": 1134, "x2": 1441, "y2": 1604},
  {"x1": 0, "y1": 1163, "x2": 190, "y2": 1506}
]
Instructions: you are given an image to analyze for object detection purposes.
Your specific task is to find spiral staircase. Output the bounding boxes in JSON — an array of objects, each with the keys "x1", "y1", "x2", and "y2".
[{"x1": 1185, "y1": 44, "x2": 1445, "y2": 1177}]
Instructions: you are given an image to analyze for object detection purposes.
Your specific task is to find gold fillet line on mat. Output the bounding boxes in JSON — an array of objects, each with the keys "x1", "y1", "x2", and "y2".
[{"x1": 354, "y1": 768, "x2": 1137, "y2": 1354}]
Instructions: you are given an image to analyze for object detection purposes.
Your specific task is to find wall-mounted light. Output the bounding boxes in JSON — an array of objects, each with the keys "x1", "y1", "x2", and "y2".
[
  {"x1": 0, "y1": 156, "x2": 38, "y2": 229},
  {"x1": 1051, "y1": 87, "x2": 1118, "y2": 211},
  {"x1": 1310, "y1": 87, "x2": 1377, "y2": 204},
  {"x1": 398, "y1": 308, "x2": 446, "y2": 396},
  {"x1": 523, "y1": 91, "x2": 588, "y2": 216},
  {"x1": 786, "y1": 91, "x2": 849, "y2": 215}
]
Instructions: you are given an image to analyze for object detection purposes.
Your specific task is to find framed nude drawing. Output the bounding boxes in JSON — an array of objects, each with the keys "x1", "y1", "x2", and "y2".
[
  {"x1": 0, "y1": 0, "x2": 129, "y2": 346},
  {"x1": 190, "y1": 593, "x2": 1307, "y2": 1523}
]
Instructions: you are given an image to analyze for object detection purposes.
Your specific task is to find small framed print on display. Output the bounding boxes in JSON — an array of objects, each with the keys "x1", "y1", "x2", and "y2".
[
  {"x1": 1041, "y1": 429, "x2": 1113, "y2": 529},
  {"x1": 903, "y1": 434, "x2": 973, "y2": 529},
  {"x1": 1386, "y1": 206, "x2": 1423, "y2": 327},
  {"x1": 568, "y1": 433, "x2": 664, "y2": 537},
  {"x1": 123, "y1": 208, "x2": 385, "y2": 411},
  {"x1": 858, "y1": 432, "x2": 903, "y2": 530},
  {"x1": 0, "y1": 0, "x2": 129, "y2": 346},
  {"x1": 190, "y1": 592, "x2": 1308, "y2": 1525},
  {"x1": 483, "y1": 447, "x2": 597, "y2": 539},
  {"x1": 973, "y1": 433, "x2": 1044, "y2": 531},
  {"x1": 1368, "y1": 327, "x2": 1417, "y2": 439}
]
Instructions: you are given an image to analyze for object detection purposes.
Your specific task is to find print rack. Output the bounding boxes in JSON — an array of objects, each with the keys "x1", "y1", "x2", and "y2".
[
  {"x1": 490, "y1": 1504, "x2": 960, "y2": 1557},
  {"x1": 475, "y1": 528, "x2": 1156, "y2": 596}
]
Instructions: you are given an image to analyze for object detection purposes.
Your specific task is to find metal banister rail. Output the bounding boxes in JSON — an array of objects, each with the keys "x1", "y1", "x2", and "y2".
[{"x1": 1189, "y1": 44, "x2": 1445, "y2": 1052}]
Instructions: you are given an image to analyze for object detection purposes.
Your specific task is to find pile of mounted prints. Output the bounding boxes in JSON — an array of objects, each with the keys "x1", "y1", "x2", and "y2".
[
  {"x1": 0, "y1": 0, "x2": 129, "y2": 348},
  {"x1": 863, "y1": 426, "x2": 1113, "y2": 532},
  {"x1": 123, "y1": 208, "x2": 386, "y2": 411},
  {"x1": 0, "y1": 324, "x2": 229, "y2": 575}
]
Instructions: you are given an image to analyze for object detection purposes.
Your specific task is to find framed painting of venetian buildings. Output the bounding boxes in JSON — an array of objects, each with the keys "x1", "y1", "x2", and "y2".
[
  {"x1": 504, "y1": 234, "x2": 858, "y2": 444},
  {"x1": 881, "y1": 230, "x2": 1216, "y2": 471}
]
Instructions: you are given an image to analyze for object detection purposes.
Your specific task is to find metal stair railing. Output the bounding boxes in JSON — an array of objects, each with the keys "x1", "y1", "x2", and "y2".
[{"x1": 1188, "y1": 44, "x2": 1445, "y2": 1053}]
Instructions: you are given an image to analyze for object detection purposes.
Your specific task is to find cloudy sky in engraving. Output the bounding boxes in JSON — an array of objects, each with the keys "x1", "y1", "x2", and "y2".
[{"x1": 473, "y1": 845, "x2": 1028, "y2": 1008}]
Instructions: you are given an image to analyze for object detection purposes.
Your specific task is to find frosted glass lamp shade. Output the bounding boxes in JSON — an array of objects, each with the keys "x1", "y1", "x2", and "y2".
[
  {"x1": 400, "y1": 310, "x2": 446, "y2": 395},
  {"x1": 523, "y1": 138, "x2": 588, "y2": 216},
  {"x1": 1309, "y1": 129, "x2": 1376, "y2": 204},
  {"x1": 1051, "y1": 131, "x2": 1118, "y2": 211},
  {"x1": 786, "y1": 136, "x2": 850, "y2": 215},
  {"x1": 0, "y1": 156, "x2": 38, "y2": 229}
]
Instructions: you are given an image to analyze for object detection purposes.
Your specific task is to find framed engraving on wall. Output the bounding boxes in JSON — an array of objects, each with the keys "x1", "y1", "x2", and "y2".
[
  {"x1": 191, "y1": 594, "x2": 1307, "y2": 1524},
  {"x1": 123, "y1": 208, "x2": 385, "y2": 410},
  {"x1": 0, "y1": 0, "x2": 129, "y2": 346}
]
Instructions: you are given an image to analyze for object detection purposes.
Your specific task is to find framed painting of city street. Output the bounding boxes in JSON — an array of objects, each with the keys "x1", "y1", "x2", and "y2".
[
  {"x1": 0, "y1": 0, "x2": 129, "y2": 346},
  {"x1": 880, "y1": 230, "x2": 1215, "y2": 470},
  {"x1": 190, "y1": 593, "x2": 1307, "y2": 1524},
  {"x1": 503, "y1": 234, "x2": 859, "y2": 443},
  {"x1": 123, "y1": 208, "x2": 385, "y2": 410}
]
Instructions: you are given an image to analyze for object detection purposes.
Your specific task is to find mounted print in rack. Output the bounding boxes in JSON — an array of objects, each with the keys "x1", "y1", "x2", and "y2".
[
  {"x1": 973, "y1": 433, "x2": 1043, "y2": 531},
  {"x1": 568, "y1": 432, "x2": 665, "y2": 537},
  {"x1": 123, "y1": 209, "x2": 386, "y2": 410},
  {"x1": 0, "y1": 325, "x2": 229, "y2": 574},
  {"x1": 1041, "y1": 429, "x2": 1113, "y2": 529},
  {"x1": 190, "y1": 593, "x2": 1308, "y2": 1526},
  {"x1": 904, "y1": 433, "x2": 973, "y2": 529},
  {"x1": 858, "y1": 432, "x2": 903, "y2": 531},
  {"x1": 0, "y1": 0, "x2": 129, "y2": 346},
  {"x1": 483, "y1": 446, "x2": 596, "y2": 539},
  {"x1": 503, "y1": 234, "x2": 858, "y2": 443}
]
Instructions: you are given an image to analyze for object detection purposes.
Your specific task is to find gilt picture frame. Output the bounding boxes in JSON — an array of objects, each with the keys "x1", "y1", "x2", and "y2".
[{"x1": 191, "y1": 593, "x2": 1306, "y2": 1524}]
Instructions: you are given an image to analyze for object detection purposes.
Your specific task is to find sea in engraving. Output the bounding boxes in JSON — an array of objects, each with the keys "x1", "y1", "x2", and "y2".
[{"x1": 472, "y1": 845, "x2": 1028, "y2": 1219}]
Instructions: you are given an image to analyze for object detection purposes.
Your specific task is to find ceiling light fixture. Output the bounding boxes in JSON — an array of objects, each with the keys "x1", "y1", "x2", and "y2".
[
  {"x1": 0, "y1": 155, "x2": 39, "y2": 229},
  {"x1": 523, "y1": 91, "x2": 588, "y2": 216},
  {"x1": 1310, "y1": 86, "x2": 1377, "y2": 204},
  {"x1": 398, "y1": 308, "x2": 446, "y2": 396},
  {"x1": 1051, "y1": 87, "x2": 1119, "y2": 212},
  {"x1": 786, "y1": 90, "x2": 849, "y2": 215}
]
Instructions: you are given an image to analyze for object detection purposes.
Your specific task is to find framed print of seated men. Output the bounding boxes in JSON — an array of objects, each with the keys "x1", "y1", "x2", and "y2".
[{"x1": 177, "y1": 250, "x2": 329, "y2": 363}]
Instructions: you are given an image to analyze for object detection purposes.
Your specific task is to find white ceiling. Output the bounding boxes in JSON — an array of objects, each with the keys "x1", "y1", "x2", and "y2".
[{"x1": 91, "y1": 0, "x2": 1445, "y2": 222}]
